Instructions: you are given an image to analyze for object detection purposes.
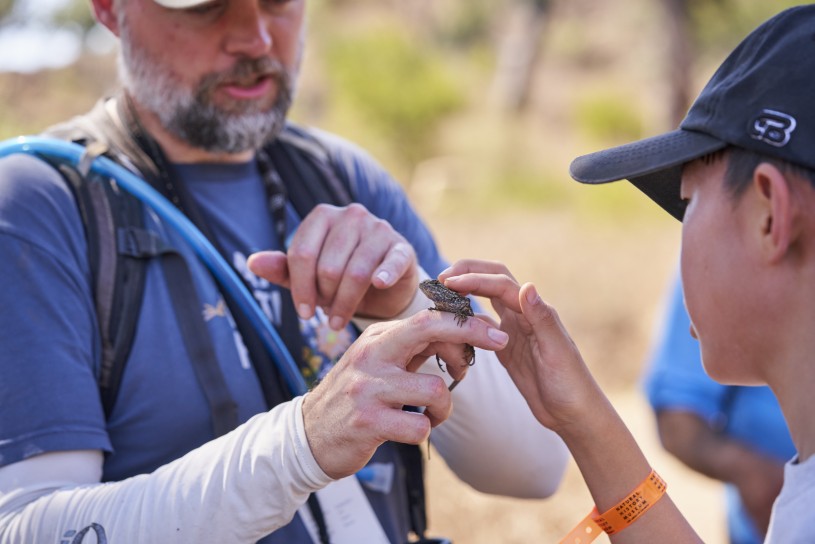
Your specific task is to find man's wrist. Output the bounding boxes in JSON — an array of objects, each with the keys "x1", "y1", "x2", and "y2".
[{"x1": 292, "y1": 394, "x2": 335, "y2": 488}]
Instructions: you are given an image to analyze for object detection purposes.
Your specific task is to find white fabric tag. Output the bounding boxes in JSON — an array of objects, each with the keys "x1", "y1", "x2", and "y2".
[{"x1": 297, "y1": 476, "x2": 390, "y2": 544}]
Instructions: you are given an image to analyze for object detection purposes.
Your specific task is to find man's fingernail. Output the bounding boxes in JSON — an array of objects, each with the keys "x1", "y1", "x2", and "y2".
[
  {"x1": 297, "y1": 303, "x2": 312, "y2": 319},
  {"x1": 488, "y1": 328, "x2": 509, "y2": 344},
  {"x1": 376, "y1": 270, "x2": 391, "y2": 285},
  {"x1": 329, "y1": 316, "x2": 344, "y2": 330}
]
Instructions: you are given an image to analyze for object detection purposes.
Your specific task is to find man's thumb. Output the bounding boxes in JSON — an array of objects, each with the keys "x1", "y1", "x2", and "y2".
[{"x1": 247, "y1": 251, "x2": 290, "y2": 287}]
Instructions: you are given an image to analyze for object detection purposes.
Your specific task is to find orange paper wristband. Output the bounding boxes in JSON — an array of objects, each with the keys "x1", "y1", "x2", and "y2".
[{"x1": 559, "y1": 469, "x2": 667, "y2": 544}]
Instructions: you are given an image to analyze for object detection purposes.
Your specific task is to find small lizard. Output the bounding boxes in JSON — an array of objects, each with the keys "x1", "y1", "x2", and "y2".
[{"x1": 419, "y1": 279, "x2": 476, "y2": 391}]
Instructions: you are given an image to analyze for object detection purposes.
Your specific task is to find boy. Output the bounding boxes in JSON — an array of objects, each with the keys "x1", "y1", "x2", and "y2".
[{"x1": 440, "y1": 5, "x2": 815, "y2": 542}]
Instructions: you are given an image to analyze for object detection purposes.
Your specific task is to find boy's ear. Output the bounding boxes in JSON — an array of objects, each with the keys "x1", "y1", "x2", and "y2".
[
  {"x1": 90, "y1": 0, "x2": 121, "y2": 37},
  {"x1": 752, "y1": 162, "x2": 799, "y2": 263}
]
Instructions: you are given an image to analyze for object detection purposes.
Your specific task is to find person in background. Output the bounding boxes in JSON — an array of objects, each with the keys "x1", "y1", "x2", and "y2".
[{"x1": 644, "y1": 274, "x2": 794, "y2": 543}]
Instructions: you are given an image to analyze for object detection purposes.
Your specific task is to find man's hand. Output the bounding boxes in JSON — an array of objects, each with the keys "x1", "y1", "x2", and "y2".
[
  {"x1": 301, "y1": 307, "x2": 509, "y2": 479},
  {"x1": 248, "y1": 203, "x2": 418, "y2": 330}
]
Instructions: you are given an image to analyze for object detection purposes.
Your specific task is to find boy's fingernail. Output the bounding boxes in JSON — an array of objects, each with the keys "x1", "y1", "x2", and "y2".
[
  {"x1": 525, "y1": 285, "x2": 541, "y2": 305},
  {"x1": 488, "y1": 328, "x2": 509, "y2": 344}
]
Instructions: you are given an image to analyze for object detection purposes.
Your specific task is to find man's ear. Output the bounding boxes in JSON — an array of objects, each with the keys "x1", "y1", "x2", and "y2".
[
  {"x1": 90, "y1": 0, "x2": 121, "y2": 37},
  {"x1": 752, "y1": 162, "x2": 798, "y2": 263}
]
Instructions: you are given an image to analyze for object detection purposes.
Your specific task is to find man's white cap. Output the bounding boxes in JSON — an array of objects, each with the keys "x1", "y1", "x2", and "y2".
[{"x1": 153, "y1": 0, "x2": 211, "y2": 8}]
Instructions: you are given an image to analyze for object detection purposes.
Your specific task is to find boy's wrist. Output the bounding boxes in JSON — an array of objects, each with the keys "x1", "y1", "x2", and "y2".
[{"x1": 549, "y1": 383, "x2": 616, "y2": 446}]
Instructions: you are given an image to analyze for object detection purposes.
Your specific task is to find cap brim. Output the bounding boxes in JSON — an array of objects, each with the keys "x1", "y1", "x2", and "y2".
[
  {"x1": 569, "y1": 129, "x2": 726, "y2": 221},
  {"x1": 153, "y1": 0, "x2": 212, "y2": 8}
]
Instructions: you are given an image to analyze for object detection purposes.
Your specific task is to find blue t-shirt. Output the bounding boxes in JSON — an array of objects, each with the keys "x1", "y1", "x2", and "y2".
[
  {"x1": 0, "y1": 130, "x2": 447, "y2": 542},
  {"x1": 643, "y1": 276, "x2": 796, "y2": 544}
]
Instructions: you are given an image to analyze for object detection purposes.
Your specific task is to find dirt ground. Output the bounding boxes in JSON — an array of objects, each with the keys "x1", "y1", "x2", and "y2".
[{"x1": 412, "y1": 207, "x2": 728, "y2": 543}]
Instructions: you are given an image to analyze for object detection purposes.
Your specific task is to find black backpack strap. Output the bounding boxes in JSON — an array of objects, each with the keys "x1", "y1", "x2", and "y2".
[
  {"x1": 57, "y1": 156, "x2": 239, "y2": 435},
  {"x1": 45, "y1": 97, "x2": 162, "y2": 182},
  {"x1": 157, "y1": 248, "x2": 240, "y2": 437},
  {"x1": 266, "y1": 125, "x2": 354, "y2": 214},
  {"x1": 53, "y1": 156, "x2": 148, "y2": 417},
  {"x1": 396, "y1": 442, "x2": 428, "y2": 539}
]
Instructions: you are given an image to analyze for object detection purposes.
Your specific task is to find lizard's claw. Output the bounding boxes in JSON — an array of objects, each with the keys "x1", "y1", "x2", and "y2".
[{"x1": 436, "y1": 354, "x2": 446, "y2": 373}]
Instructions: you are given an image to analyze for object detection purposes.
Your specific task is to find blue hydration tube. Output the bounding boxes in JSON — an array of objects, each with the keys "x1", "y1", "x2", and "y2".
[{"x1": 0, "y1": 136, "x2": 308, "y2": 396}]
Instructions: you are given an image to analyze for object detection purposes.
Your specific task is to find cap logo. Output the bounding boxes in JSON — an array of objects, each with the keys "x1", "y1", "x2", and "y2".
[{"x1": 750, "y1": 109, "x2": 797, "y2": 147}]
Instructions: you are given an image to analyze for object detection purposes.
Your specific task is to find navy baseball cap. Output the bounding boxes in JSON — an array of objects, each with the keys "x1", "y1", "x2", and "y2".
[{"x1": 569, "y1": 5, "x2": 815, "y2": 221}]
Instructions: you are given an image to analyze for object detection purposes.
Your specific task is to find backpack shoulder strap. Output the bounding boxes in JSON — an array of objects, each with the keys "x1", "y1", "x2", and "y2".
[
  {"x1": 265, "y1": 123, "x2": 354, "y2": 214},
  {"x1": 45, "y1": 97, "x2": 161, "y2": 180},
  {"x1": 42, "y1": 97, "x2": 164, "y2": 418},
  {"x1": 48, "y1": 146, "x2": 240, "y2": 434},
  {"x1": 45, "y1": 98, "x2": 257, "y2": 433},
  {"x1": 48, "y1": 154, "x2": 150, "y2": 418}
]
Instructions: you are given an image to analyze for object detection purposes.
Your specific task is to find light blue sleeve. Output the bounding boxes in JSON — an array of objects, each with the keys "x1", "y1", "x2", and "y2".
[{"x1": 642, "y1": 273, "x2": 730, "y2": 423}]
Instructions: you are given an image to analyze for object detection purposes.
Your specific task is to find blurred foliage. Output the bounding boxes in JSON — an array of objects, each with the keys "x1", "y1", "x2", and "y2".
[
  {"x1": 0, "y1": 0, "x2": 809, "y2": 220},
  {"x1": 324, "y1": 25, "x2": 464, "y2": 173},
  {"x1": 0, "y1": 55, "x2": 115, "y2": 138},
  {"x1": 574, "y1": 180, "x2": 667, "y2": 225},
  {"x1": 574, "y1": 93, "x2": 644, "y2": 144},
  {"x1": 0, "y1": 0, "x2": 92, "y2": 29},
  {"x1": 51, "y1": 0, "x2": 96, "y2": 32},
  {"x1": 0, "y1": 0, "x2": 12, "y2": 21},
  {"x1": 432, "y1": 0, "x2": 497, "y2": 48},
  {"x1": 689, "y1": 0, "x2": 810, "y2": 57},
  {"x1": 487, "y1": 164, "x2": 571, "y2": 211}
]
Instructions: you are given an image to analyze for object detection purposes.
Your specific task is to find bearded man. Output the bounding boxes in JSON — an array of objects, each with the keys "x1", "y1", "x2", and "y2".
[{"x1": 0, "y1": 1, "x2": 567, "y2": 543}]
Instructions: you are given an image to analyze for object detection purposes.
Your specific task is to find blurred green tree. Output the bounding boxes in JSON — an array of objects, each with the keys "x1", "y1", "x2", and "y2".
[
  {"x1": 325, "y1": 27, "x2": 464, "y2": 176},
  {"x1": 0, "y1": 0, "x2": 94, "y2": 30},
  {"x1": 0, "y1": 0, "x2": 13, "y2": 22},
  {"x1": 51, "y1": 0, "x2": 96, "y2": 32}
]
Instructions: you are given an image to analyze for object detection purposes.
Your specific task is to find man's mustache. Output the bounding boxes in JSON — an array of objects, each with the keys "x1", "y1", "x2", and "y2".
[{"x1": 205, "y1": 57, "x2": 288, "y2": 88}]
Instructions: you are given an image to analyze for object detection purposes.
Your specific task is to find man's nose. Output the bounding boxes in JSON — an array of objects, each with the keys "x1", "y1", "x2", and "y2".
[{"x1": 223, "y1": 3, "x2": 273, "y2": 58}]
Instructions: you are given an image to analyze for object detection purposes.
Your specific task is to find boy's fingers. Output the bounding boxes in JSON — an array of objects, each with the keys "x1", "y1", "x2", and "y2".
[
  {"x1": 518, "y1": 282, "x2": 566, "y2": 339},
  {"x1": 444, "y1": 273, "x2": 522, "y2": 313},
  {"x1": 439, "y1": 259, "x2": 516, "y2": 283}
]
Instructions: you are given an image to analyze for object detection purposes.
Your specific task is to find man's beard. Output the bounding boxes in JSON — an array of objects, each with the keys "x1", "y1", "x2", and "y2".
[{"x1": 117, "y1": 20, "x2": 295, "y2": 154}]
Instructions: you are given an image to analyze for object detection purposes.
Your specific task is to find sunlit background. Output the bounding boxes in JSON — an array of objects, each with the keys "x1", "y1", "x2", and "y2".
[{"x1": 0, "y1": 1, "x2": 806, "y2": 542}]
